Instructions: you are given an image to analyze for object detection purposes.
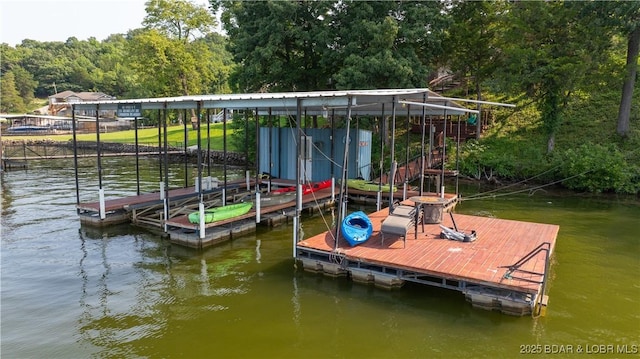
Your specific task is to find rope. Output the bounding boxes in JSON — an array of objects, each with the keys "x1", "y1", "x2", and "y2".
[{"x1": 282, "y1": 111, "x2": 338, "y2": 242}]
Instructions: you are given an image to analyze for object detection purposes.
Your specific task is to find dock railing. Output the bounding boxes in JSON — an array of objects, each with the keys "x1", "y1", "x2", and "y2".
[{"x1": 499, "y1": 242, "x2": 552, "y2": 317}]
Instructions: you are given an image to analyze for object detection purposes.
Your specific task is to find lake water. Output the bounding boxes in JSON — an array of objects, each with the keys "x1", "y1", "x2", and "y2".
[{"x1": 1, "y1": 158, "x2": 639, "y2": 358}]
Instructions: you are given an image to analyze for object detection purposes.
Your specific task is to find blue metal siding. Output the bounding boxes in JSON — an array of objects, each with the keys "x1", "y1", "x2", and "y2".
[
  {"x1": 258, "y1": 127, "x2": 283, "y2": 178},
  {"x1": 259, "y1": 127, "x2": 371, "y2": 182}
]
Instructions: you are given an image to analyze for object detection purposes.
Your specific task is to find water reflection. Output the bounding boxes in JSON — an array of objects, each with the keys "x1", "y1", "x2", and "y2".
[{"x1": 2, "y1": 159, "x2": 639, "y2": 358}]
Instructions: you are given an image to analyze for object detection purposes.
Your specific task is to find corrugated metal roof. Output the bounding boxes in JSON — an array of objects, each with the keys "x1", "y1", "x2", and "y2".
[{"x1": 72, "y1": 88, "x2": 472, "y2": 116}]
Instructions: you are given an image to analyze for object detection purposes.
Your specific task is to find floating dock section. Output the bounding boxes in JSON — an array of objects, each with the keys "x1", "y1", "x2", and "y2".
[
  {"x1": 296, "y1": 205, "x2": 558, "y2": 316},
  {"x1": 164, "y1": 187, "x2": 335, "y2": 248},
  {"x1": 77, "y1": 182, "x2": 336, "y2": 249}
]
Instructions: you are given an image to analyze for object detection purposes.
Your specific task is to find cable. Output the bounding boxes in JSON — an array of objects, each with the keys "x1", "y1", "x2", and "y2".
[
  {"x1": 463, "y1": 164, "x2": 562, "y2": 199},
  {"x1": 459, "y1": 169, "x2": 592, "y2": 202}
]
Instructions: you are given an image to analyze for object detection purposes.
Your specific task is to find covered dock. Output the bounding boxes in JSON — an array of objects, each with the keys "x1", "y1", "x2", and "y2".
[
  {"x1": 66, "y1": 88, "x2": 559, "y2": 317},
  {"x1": 70, "y1": 88, "x2": 473, "y2": 247}
]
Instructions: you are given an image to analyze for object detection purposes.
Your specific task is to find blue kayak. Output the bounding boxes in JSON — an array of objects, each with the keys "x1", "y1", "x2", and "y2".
[{"x1": 341, "y1": 211, "x2": 373, "y2": 246}]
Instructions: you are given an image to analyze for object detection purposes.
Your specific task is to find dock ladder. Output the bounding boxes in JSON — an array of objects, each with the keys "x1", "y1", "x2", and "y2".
[{"x1": 499, "y1": 242, "x2": 552, "y2": 317}]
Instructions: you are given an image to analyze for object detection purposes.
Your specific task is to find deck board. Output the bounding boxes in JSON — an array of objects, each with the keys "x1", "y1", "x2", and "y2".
[{"x1": 297, "y1": 206, "x2": 558, "y2": 294}]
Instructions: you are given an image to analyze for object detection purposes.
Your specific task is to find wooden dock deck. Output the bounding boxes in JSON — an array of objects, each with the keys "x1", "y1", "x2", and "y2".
[{"x1": 296, "y1": 204, "x2": 559, "y2": 316}]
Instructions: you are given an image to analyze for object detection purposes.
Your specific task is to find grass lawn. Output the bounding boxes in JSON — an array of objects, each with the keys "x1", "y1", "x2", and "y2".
[{"x1": 3, "y1": 124, "x2": 238, "y2": 151}]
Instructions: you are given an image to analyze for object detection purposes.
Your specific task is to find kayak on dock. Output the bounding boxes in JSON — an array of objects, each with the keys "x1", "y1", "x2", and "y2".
[
  {"x1": 341, "y1": 211, "x2": 373, "y2": 246},
  {"x1": 347, "y1": 179, "x2": 397, "y2": 192},
  {"x1": 272, "y1": 179, "x2": 333, "y2": 195},
  {"x1": 188, "y1": 202, "x2": 253, "y2": 224}
]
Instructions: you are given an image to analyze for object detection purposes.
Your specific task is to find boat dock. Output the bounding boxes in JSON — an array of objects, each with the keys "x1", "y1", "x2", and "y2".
[
  {"x1": 165, "y1": 187, "x2": 336, "y2": 248},
  {"x1": 77, "y1": 180, "x2": 337, "y2": 249},
  {"x1": 296, "y1": 202, "x2": 558, "y2": 316}
]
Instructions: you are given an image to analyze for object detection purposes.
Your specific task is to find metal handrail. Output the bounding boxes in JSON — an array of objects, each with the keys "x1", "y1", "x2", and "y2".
[{"x1": 499, "y1": 242, "x2": 551, "y2": 317}]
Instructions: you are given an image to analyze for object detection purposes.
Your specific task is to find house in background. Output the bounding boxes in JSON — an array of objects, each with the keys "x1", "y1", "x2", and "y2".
[{"x1": 48, "y1": 91, "x2": 116, "y2": 117}]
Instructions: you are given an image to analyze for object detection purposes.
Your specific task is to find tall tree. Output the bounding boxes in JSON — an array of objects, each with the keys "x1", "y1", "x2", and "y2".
[
  {"x1": 219, "y1": 0, "x2": 333, "y2": 92},
  {"x1": 144, "y1": 0, "x2": 217, "y2": 44},
  {"x1": 500, "y1": 1, "x2": 610, "y2": 153},
  {"x1": 139, "y1": 0, "x2": 219, "y2": 100},
  {"x1": 217, "y1": 0, "x2": 448, "y2": 92},
  {"x1": 0, "y1": 71, "x2": 27, "y2": 113},
  {"x1": 127, "y1": 30, "x2": 192, "y2": 97},
  {"x1": 1, "y1": 44, "x2": 37, "y2": 104},
  {"x1": 94, "y1": 34, "x2": 137, "y2": 98},
  {"x1": 609, "y1": 3, "x2": 640, "y2": 138},
  {"x1": 329, "y1": 1, "x2": 447, "y2": 89},
  {"x1": 574, "y1": 1, "x2": 640, "y2": 138},
  {"x1": 193, "y1": 33, "x2": 234, "y2": 94},
  {"x1": 11, "y1": 66, "x2": 37, "y2": 105}
]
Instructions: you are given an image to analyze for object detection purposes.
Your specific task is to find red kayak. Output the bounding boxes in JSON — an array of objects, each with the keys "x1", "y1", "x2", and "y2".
[{"x1": 272, "y1": 179, "x2": 333, "y2": 195}]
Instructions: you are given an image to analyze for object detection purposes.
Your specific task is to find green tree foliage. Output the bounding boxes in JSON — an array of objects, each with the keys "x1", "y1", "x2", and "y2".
[
  {"x1": 554, "y1": 143, "x2": 637, "y2": 193},
  {"x1": 193, "y1": 33, "x2": 234, "y2": 94},
  {"x1": 144, "y1": 0, "x2": 216, "y2": 43},
  {"x1": 10, "y1": 66, "x2": 37, "y2": 104},
  {"x1": 94, "y1": 34, "x2": 137, "y2": 98},
  {"x1": 602, "y1": 2, "x2": 640, "y2": 138},
  {"x1": 498, "y1": 1, "x2": 612, "y2": 154},
  {"x1": 0, "y1": 71, "x2": 27, "y2": 113},
  {"x1": 444, "y1": 0, "x2": 506, "y2": 138},
  {"x1": 135, "y1": 0, "x2": 223, "y2": 99},
  {"x1": 330, "y1": 1, "x2": 447, "y2": 89},
  {"x1": 219, "y1": 0, "x2": 334, "y2": 92},
  {"x1": 127, "y1": 30, "x2": 195, "y2": 97},
  {"x1": 1, "y1": 44, "x2": 37, "y2": 104},
  {"x1": 217, "y1": 0, "x2": 448, "y2": 91}
]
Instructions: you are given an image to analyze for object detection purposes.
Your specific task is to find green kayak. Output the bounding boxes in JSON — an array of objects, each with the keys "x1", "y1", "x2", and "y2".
[
  {"x1": 188, "y1": 202, "x2": 253, "y2": 224},
  {"x1": 347, "y1": 179, "x2": 397, "y2": 192}
]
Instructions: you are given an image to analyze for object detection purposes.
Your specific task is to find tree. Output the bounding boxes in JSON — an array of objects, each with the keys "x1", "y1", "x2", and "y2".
[
  {"x1": 94, "y1": 34, "x2": 137, "y2": 98},
  {"x1": 217, "y1": 0, "x2": 448, "y2": 91},
  {"x1": 444, "y1": 0, "x2": 506, "y2": 139},
  {"x1": 610, "y1": 3, "x2": 640, "y2": 138},
  {"x1": 193, "y1": 33, "x2": 234, "y2": 94},
  {"x1": 127, "y1": 30, "x2": 191, "y2": 97},
  {"x1": 219, "y1": 0, "x2": 333, "y2": 92},
  {"x1": 143, "y1": 0, "x2": 217, "y2": 43},
  {"x1": 499, "y1": 1, "x2": 611, "y2": 153},
  {"x1": 1, "y1": 44, "x2": 37, "y2": 104},
  {"x1": 573, "y1": 1, "x2": 640, "y2": 138},
  {"x1": 1, "y1": 71, "x2": 27, "y2": 113},
  {"x1": 11, "y1": 66, "x2": 37, "y2": 104},
  {"x1": 139, "y1": 0, "x2": 220, "y2": 101},
  {"x1": 618, "y1": 25, "x2": 640, "y2": 137},
  {"x1": 329, "y1": 1, "x2": 448, "y2": 89}
]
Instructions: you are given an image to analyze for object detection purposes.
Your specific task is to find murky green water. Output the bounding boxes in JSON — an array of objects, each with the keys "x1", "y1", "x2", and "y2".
[{"x1": 1, "y1": 158, "x2": 639, "y2": 358}]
